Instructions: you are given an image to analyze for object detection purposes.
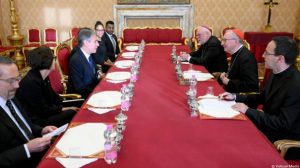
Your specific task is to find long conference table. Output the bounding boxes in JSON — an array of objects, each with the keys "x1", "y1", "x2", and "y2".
[{"x1": 38, "y1": 45, "x2": 287, "y2": 168}]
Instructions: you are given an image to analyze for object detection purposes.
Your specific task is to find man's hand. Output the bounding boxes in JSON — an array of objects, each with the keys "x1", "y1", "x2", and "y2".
[
  {"x1": 231, "y1": 103, "x2": 249, "y2": 114},
  {"x1": 180, "y1": 53, "x2": 190, "y2": 61},
  {"x1": 42, "y1": 126, "x2": 57, "y2": 135},
  {"x1": 219, "y1": 92, "x2": 235, "y2": 101},
  {"x1": 26, "y1": 137, "x2": 51, "y2": 153},
  {"x1": 220, "y1": 72, "x2": 230, "y2": 85}
]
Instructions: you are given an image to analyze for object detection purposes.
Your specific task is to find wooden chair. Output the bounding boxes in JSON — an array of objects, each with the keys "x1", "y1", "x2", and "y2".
[
  {"x1": 48, "y1": 58, "x2": 83, "y2": 103},
  {"x1": 44, "y1": 27, "x2": 58, "y2": 49},
  {"x1": 24, "y1": 28, "x2": 41, "y2": 47},
  {"x1": 54, "y1": 42, "x2": 72, "y2": 78},
  {"x1": 274, "y1": 139, "x2": 300, "y2": 162},
  {"x1": 70, "y1": 27, "x2": 80, "y2": 39}
]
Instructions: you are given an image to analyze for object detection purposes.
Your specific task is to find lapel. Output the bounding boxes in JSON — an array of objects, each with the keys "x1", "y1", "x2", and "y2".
[
  {"x1": 0, "y1": 101, "x2": 28, "y2": 142},
  {"x1": 78, "y1": 49, "x2": 95, "y2": 74},
  {"x1": 265, "y1": 68, "x2": 293, "y2": 102},
  {"x1": 104, "y1": 33, "x2": 114, "y2": 50}
]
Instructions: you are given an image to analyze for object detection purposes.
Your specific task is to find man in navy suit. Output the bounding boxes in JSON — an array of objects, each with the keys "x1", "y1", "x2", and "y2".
[
  {"x1": 102, "y1": 20, "x2": 120, "y2": 62},
  {"x1": 68, "y1": 28, "x2": 100, "y2": 98},
  {"x1": 0, "y1": 56, "x2": 56, "y2": 168}
]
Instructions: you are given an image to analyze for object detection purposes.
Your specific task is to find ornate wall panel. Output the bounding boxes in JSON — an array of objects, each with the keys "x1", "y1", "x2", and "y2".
[{"x1": 0, "y1": 0, "x2": 299, "y2": 45}]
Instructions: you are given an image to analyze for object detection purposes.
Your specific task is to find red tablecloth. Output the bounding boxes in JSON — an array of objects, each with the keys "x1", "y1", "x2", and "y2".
[
  {"x1": 244, "y1": 32, "x2": 293, "y2": 62},
  {"x1": 38, "y1": 45, "x2": 287, "y2": 168}
]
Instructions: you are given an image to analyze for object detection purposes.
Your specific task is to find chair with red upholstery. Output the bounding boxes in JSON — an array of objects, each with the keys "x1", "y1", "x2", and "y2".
[
  {"x1": 24, "y1": 28, "x2": 41, "y2": 47},
  {"x1": 49, "y1": 56, "x2": 83, "y2": 102},
  {"x1": 70, "y1": 27, "x2": 80, "y2": 39},
  {"x1": 54, "y1": 42, "x2": 71, "y2": 77},
  {"x1": 44, "y1": 27, "x2": 58, "y2": 49},
  {"x1": 0, "y1": 38, "x2": 16, "y2": 57},
  {"x1": 120, "y1": 27, "x2": 188, "y2": 49},
  {"x1": 23, "y1": 28, "x2": 41, "y2": 57}
]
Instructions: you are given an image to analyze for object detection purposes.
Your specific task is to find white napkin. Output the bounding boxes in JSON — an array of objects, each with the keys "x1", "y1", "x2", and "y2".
[
  {"x1": 55, "y1": 123, "x2": 106, "y2": 157},
  {"x1": 88, "y1": 107, "x2": 116, "y2": 114},
  {"x1": 198, "y1": 99, "x2": 239, "y2": 118},
  {"x1": 122, "y1": 52, "x2": 136, "y2": 59},
  {"x1": 125, "y1": 45, "x2": 139, "y2": 51},
  {"x1": 115, "y1": 60, "x2": 135, "y2": 69},
  {"x1": 198, "y1": 94, "x2": 218, "y2": 99},
  {"x1": 86, "y1": 91, "x2": 121, "y2": 108},
  {"x1": 106, "y1": 79, "x2": 127, "y2": 83},
  {"x1": 56, "y1": 158, "x2": 97, "y2": 168},
  {"x1": 183, "y1": 70, "x2": 213, "y2": 81},
  {"x1": 181, "y1": 61, "x2": 190, "y2": 64},
  {"x1": 106, "y1": 72, "x2": 131, "y2": 81}
]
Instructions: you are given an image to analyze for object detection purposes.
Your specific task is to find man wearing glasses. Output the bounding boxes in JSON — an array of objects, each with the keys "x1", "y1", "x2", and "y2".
[
  {"x1": 220, "y1": 36, "x2": 300, "y2": 160},
  {"x1": 219, "y1": 29, "x2": 259, "y2": 93},
  {"x1": 180, "y1": 26, "x2": 228, "y2": 73},
  {"x1": 0, "y1": 56, "x2": 57, "y2": 167}
]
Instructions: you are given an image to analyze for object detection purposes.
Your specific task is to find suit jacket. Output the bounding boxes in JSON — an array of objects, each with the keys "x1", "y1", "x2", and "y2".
[
  {"x1": 102, "y1": 32, "x2": 120, "y2": 62},
  {"x1": 92, "y1": 40, "x2": 110, "y2": 73},
  {"x1": 0, "y1": 98, "x2": 43, "y2": 168},
  {"x1": 224, "y1": 46, "x2": 259, "y2": 93},
  {"x1": 237, "y1": 66, "x2": 300, "y2": 142},
  {"x1": 189, "y1": 36, "x2": 228, "y2": 73},
  {"x1": 68, "y1": 48, "x2": 99, "y2": 98},
  {"x1": 15, "y1": 69, "x2": 68, "y2": 126}
]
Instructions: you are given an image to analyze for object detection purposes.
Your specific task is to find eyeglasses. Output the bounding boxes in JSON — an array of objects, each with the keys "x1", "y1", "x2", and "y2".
[
  {"x1": 221, "y1": 38, "x2": 236, "y2": 42},
  {"x1": 95, "y1": 29, "x2": 104, "y2": 32},
  {"x1": 263, "y1": 51, "x2": 276, "y2": 56},
  {"x1": 0, "y1": 75, "x2": 22, "y2": 84}
]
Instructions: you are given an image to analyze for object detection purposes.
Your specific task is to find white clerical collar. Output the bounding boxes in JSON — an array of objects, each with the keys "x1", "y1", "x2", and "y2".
[{"x1": 233, "y1": 44, "x2": 243, "y2": 54}]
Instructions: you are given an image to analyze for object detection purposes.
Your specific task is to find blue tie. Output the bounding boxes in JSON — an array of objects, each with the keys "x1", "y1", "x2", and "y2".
[{"x1": 88, "y1": 56, "x2": 95, "y2": 74}]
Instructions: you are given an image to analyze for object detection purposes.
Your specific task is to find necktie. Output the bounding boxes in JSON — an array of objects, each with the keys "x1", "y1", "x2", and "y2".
[
  {"x1": 6, "y1": 100, "x2": 34, "y2": 140},
  {"x1": 110, "y1": 35, "x2": 117, "y2": 53},
  {"x1": 88, "y1": 56, "x2": 95, "y2": 74}
]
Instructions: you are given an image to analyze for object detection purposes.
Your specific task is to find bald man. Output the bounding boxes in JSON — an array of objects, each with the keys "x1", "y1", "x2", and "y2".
[{"x1": 180, "y1": 26, "x2": 228, "y2": 73}]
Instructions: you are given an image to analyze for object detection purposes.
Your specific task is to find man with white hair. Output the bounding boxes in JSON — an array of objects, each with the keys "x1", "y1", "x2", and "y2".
[
  {"x1": 219, "y1": 28, "x2": 259, "y2": 93},
  {"x1": 180, "y1": 26, "x2": 228, "y2": 73}
]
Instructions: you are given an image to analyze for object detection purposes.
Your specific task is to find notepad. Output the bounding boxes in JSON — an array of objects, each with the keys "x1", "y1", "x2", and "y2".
[{"x1": 43, "y1": 124, "x2": 68, "y2": 138}]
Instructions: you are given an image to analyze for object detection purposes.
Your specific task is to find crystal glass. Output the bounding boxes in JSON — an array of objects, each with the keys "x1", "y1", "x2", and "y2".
[{"x1": 206, "y1": 86, "x2": 214, "y2": 96}]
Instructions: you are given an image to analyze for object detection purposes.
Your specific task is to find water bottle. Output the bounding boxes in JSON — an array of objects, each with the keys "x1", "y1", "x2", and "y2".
[{"x1": 104, "y1": 140, "x2": 117, "y2": 164}]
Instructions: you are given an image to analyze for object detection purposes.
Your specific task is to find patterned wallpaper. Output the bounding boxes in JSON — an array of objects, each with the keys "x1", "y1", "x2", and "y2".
[{"x1": 0, "y1": 0, "x2": 299, "y2": 45}]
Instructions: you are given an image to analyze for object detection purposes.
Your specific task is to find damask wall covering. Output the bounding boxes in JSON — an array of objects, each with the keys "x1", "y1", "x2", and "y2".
[{"x1": 0, "y1": 0, "x2": 299, "y2": 45}]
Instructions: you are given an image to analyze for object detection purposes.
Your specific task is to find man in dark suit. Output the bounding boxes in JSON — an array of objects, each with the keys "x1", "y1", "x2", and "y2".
[
  {"x1": 220, "y1": 36, "x2": 300, "y2": 159},
  {"x1": 102, "y1": 20, "x2": 120, "y2": 62},
  {"x1": 219, "y1": 28, "x2": 259, "y2": 93},
  {"x1": 0, "y1": 56, "x2": 56, "y2": 168},
  {"x1": 68, "y1": 28, "x2": 100, "y2": 99},
  {"x1": 180, "y1": 26, "x2": 228, "y2": 73}
]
